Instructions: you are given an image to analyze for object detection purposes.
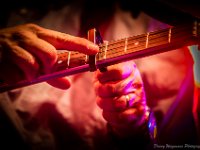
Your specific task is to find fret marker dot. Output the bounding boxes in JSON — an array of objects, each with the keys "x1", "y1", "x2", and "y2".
[
  {"x1": 57, "y1": 60, "x2": 63, "y2": 64},
  {"x1": 134, "y1": 42, "x2": 139, "y2": 46}
]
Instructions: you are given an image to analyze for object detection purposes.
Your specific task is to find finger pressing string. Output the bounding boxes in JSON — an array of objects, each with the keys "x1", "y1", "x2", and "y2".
[
  {"x1": 21, "y1": 37, "x2": 57, "y2": 74},
  {"x1": 37, "y1": 29, "x2": 99, "y2": 55}
]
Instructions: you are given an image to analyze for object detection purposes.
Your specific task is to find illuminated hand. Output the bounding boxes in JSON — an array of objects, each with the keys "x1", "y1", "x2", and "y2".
[
  {"x1": 188, "y1": 45, "x2": 200, "y2": 87},
  {"x1": 0, "y1": 24, "x2": 98, "y2": 89},
  {"x1": 94, "y1": 61, "x2": 149, "y2": 137}
]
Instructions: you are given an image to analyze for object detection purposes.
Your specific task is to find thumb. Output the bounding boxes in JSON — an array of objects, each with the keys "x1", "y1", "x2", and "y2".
[{"x1": 46, "y1": 77, "x2": 71, "y2": 89}]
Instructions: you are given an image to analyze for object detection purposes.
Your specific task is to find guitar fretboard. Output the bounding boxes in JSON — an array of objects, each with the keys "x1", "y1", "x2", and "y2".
[
  {"x1": 54, "y1": 22, "x2": 199, "y2": 70},
  {"x1": 0, "y1": 21, "x2": 199, "y2": 92}
]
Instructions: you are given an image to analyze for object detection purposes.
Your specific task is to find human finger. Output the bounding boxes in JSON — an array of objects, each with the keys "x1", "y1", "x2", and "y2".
[
  {"x1": 6, "y1": 45, "x2": 39, "y2": 81},
  {"x1": 21, "y1": 37, "x2": 57, "y2": 74},
  {"x1": 37, "y1": 29, "x2": 99, "y2": 55},
  {"x1": 94, "y1": 71, "x2": 136, "y2": 98},
  {"x1": 95, "y1": 61, "x2": 136, "y2": 83},
  {"x1": 96, "y1": 93, "x2": 134, "y2": 112},
  {"x1": 46, "y1": 77, "x2": 71, "y2": 89}
]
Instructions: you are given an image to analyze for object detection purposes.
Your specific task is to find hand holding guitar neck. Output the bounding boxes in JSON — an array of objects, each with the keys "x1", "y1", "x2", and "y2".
[{"x1": 0, "y1": 24, "x2": 99, "y2": 91}]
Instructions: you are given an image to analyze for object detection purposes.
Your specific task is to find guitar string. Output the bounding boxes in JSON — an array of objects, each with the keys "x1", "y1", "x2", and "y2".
[
  {"x1": 57, "y1": 25, "x2": 193, "y2": 67},
  {"x1": 56, "y1": 32, "x2": 192, "y2": 69},
  {"x1": 101, "y1": 25, "x2": 190, "y2": 47},
  {"x1": 59, "y1": 26, "x2": 191, "y2": 61},
  {"x1": 57, "y1": 32, "x2": 192, "y2": 69},
  {"x1": 101, "y1": 25, "x2": 191, "y2": 51},
  {"x1": 59, "y1": 25, "x2": 191, "y2": 59},
  {"x1": 98, "y1": 30, "x2": 192, "y2": 59},
  {"x1": 96, "y1": 25, "x2": 191, "y2": 58}
]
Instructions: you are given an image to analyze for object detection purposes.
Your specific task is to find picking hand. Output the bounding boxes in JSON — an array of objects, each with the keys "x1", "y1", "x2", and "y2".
[{"x1": 94, "y1": 61, "x2": 149, "y2": 137}]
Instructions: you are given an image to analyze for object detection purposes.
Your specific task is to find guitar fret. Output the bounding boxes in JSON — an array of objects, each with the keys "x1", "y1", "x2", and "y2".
[
  {"x1": 145, "y1": 33, "x2": 149, "y2": 48},
  {"x1": 85, "y1": 55, "x2": 88, "y2": 64},
  {"x1": 104, "y1": 41, "x2": 108, "y2": 59},
  {"x1": 168, "y1": 28, "x2": 172, "y2": 43},
  {"x1": 193, "y1": 21, "x2": 198, "y2": 36},
  {"x1": 124, "y1": 38, "x2": 128, "y2": 53},
  {"x1": 67, "y1": 51, "x2": 71, "y2": 67}
]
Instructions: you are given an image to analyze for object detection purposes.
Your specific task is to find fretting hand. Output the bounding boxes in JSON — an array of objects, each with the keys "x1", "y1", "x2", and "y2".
[{"x1": 0, "y1": 24, "x2": 99, "y2": 89}]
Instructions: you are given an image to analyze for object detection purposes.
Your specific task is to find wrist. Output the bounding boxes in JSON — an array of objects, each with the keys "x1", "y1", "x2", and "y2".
[{"x1": 107, "y1": 107, "x2": 157, "y2": 145}]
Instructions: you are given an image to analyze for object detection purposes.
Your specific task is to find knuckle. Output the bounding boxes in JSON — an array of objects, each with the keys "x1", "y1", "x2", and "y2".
[
  {"x1": 13, "y1": 46, "x2": 38, "y2": 68},
  {"x1": 38, "y1": 44, "x2": 57, "y2": 67},
  {"x1": 46, "y1": 47, "x2": 57, "y2": 62},
  {"x1": 11, "y1": 30, "x2": 28, "y2": 41},
  {"x1": 102, "y1": 84, "x2": 116, "y2": 95},
  {"x1": 25, "y1": 23, "x2": 42, "y2": 31},
  {"x1": 21, "y1": 52, "x2": 39, "y2": 71},
  {"x1": 114, "y1": 97, "x2": 127, "y2": 110}
]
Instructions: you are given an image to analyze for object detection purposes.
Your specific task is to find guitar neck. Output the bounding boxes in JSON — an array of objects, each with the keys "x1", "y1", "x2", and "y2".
[
  {"x1": 0, "y1": 21, "x2": 199, "y2": 92},
  {"x1": 96, "y1": 23, "x2": 199, "y2": 68}
]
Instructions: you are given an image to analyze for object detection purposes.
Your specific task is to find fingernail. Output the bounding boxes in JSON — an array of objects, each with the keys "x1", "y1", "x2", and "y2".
[{"x1": 88, "y1": 44, "x2": 99, "y2": 52}]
